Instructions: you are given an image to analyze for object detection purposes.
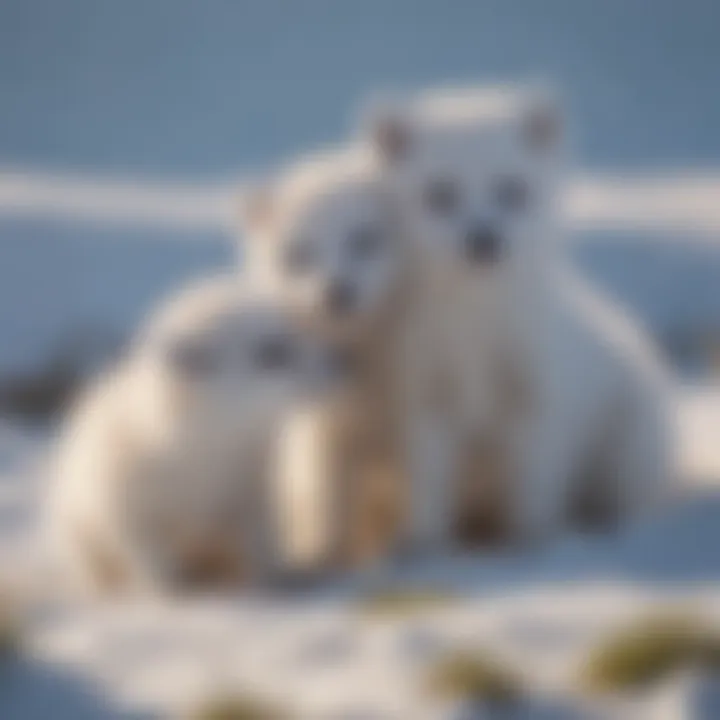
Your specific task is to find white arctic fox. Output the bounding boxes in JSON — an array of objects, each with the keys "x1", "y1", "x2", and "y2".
[
  {"x1": 47, "y1": 275, "x2": 341, "y2": 595},
  {"x1": 362, "y1": 85, "x2": 675, "y2": 550},
  {"x1": 238, "y1": 147, "x2": 414, "y2": 567}
]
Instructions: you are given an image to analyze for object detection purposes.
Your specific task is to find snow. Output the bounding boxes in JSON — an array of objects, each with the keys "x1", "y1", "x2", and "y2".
[
  {"x1": 1, "y1": 170, "x2": 720, "y2": 236},
  {"x1": 0, "y1": 386, "x2": 717, "y2": 719},
  {"x1": 0, "y1": 171, "x2": 717, "y2": 717}
]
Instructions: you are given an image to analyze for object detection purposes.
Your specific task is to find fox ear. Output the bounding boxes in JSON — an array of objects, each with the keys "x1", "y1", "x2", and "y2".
[
  {"x1": 362, "y1": 99, "x2": 413, "y2": 164},
  {"x1": 237, "y1": 181, "x2": 276, "y2": 234},
  {"x1": 522, "y1": 88, "x2": 564, "y2": 153}
]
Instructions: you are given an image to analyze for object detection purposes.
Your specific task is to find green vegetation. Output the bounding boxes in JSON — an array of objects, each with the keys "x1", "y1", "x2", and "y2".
[
  {"x1": 0, "y1": 589, "x2": 23, "y2": 660},
  {"x1": 580, "y1": 611, "x2": 720, "y2": 693},
  {"x1": 425, "y1": 649, "x2": 523, "y2": 706},
  {"x1": 357, "y1": 586, "x2": 457, "y2": 619},
  {"x1": 189, "y1": 692, "x2": 288, "y2": 720}
]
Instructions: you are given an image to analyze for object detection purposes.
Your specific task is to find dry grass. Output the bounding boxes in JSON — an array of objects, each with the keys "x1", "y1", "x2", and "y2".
[
  {"x1": 425, "y1": 649, "x2": 524, "y2": 706},
  {"x1": 357, "y1": 586, "x2": 457, "y2": 619},
  {"x1": 662, "y1": 328, "x2": 720, "y2": 379},
  {"x1": 580, "y1": 611, "x2": 720, "y2": 693},
  {"x1": 0, "y1": 327, "x2": 121, "y2": 421},
  {"x1": 0, "y1": 584, "x2": 25, "y2": 661},
  {"x1": 189, "y1": 692, "x2": 289, "y2": 720},
  {"x1": 0, "y1": 361, "x2": 78, "y2": 421}
]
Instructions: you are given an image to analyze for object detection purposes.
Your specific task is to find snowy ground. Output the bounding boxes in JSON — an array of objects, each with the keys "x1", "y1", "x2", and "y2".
[
  {"x1": 0, "y1": 173, "x2": 718, "y2": 717},
  {"x1": 0, "y1": 385, "x2": 717, "y2": 720}
]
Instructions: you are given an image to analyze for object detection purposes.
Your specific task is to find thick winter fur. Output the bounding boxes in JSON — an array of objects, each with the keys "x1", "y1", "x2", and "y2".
[
  {"x1": 363, "y1": 85, "x2": 675, "y2": 549},
  {"x1": 47, "y1": 276, "x2": 339, "y2": 595},
  {"x1": 239, "y1": 149, "x2": 412, "y2": 569}
]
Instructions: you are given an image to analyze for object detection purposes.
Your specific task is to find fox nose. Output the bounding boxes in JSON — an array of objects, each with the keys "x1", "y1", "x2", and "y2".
[
  {"x1": 324, "y1": 280, "x2": 357, "y2": 315},
  {"x1": 464, "y1": 224, "x2": 503, "y2": 264},
  {"x1": 328, "y1": 347, "x2": 357, "y2": 378}
]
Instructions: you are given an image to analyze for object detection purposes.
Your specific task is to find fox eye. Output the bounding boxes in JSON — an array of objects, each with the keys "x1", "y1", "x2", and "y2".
[
  {"x1": 493, "y1": 175, "x2": 531, "y2": 213},
  {"x1": 253, "y1": 336, "x2": 296, "y2": 372},
  {"x1": 348, "y1": 224, "x2": 382, "y2": 259},
  {"x1": 422, "y1": 178, "x2": 460, "y2": 217},
  {"x1": 283, "y1": 239, "x2": 317, "y2": 275},
  {"x1": 167, "y1": 342, "x2": 219, "y2": 378}
]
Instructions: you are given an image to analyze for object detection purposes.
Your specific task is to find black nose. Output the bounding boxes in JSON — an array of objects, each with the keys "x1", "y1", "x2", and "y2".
[
  {"x1": 464, "y1": 225, "x2": 503, "y2": 264},
  {"x1": 328, "y1": 347, "x2": 357, "y2": 378},
  {"x1": 324, "y1": 280, "x2": 356, "y2": 315},
  {"x1": 254, "y1": 335, "x2": 294, "y2": 371}
]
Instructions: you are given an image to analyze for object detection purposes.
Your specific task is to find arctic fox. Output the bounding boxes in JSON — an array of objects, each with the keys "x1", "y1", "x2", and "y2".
[
  {"x1": 48, "y1": 275, "x2": 340, "y2": 594},
  {"x1": 363, "y1": 85, "x2": 675, "y2": 549}
]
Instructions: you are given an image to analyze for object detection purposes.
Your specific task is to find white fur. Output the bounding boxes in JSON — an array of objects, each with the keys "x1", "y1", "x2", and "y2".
[
  {"x1": 238, "y1": 146, "x2": 407, "y2": 346},
  {"x1": 238, "y1": 149, "x2": 411, "y2": 568},
  {"x1": 506, "y1": 262, "x2": 676, "y2": 543},
  {"x1": 47, "y1": 275, "x2": 336, "y2": 595},
  {"x1": 364, "y1": 85, "x2": 675, "y2": 548}
]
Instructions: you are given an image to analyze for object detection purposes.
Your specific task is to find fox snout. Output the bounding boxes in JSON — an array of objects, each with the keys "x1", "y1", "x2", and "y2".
[{"x1": 464, "y1": 223, "x2": 503, "y2": 265}]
